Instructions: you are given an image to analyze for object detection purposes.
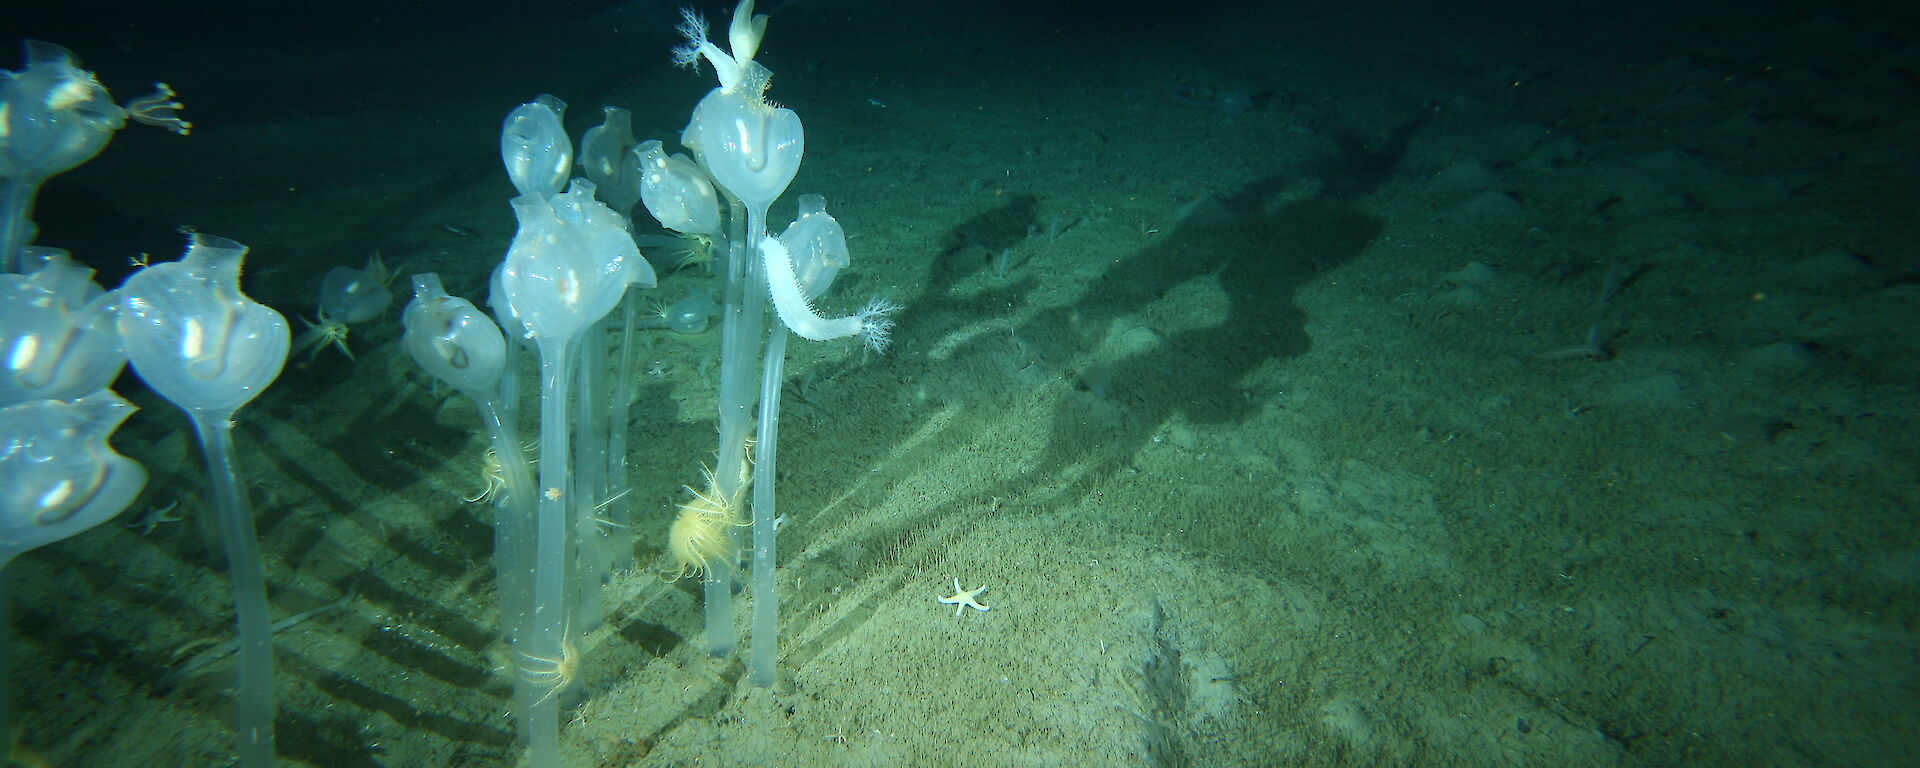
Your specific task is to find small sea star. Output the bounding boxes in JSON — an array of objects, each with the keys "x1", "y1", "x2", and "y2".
[
  {"x1": 938, "y1": 578, "x2": 990, "y2": 617},
  {"x1": 130, "y1": 501, "x2": 184, "y2": 535}
]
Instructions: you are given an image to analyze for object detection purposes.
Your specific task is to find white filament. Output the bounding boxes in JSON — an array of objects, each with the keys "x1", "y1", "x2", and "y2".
[{"x1": 760, "y1": 237, "x2": 861, "y2": 343}]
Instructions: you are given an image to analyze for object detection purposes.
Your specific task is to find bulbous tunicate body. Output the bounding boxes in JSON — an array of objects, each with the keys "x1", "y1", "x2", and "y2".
[{"x1": 667, "y1": 292, "x2": 717, "y2": 334}]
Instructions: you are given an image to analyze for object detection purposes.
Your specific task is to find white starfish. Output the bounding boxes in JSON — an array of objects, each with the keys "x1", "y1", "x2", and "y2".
[{"x1": 938, "y1": 578, "x2": 990, "y2": 617}]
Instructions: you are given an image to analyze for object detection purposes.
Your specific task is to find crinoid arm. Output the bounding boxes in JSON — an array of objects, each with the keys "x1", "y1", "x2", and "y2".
[
  {"x1": 292, "y1": 313, "x2": 354, "y2": 362},
  {"x1": 672, "y1": 232, "x2": 717, "y2": 272},
  {"x1": 662, "y1": 465, "x2": 750, "y2": 581},
  {"x1": 514, "y1": 631, "x2": 579, "y2": 708},
  {"x1": 464, "y1": 448, "x2": 509, "y2": 504}
]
